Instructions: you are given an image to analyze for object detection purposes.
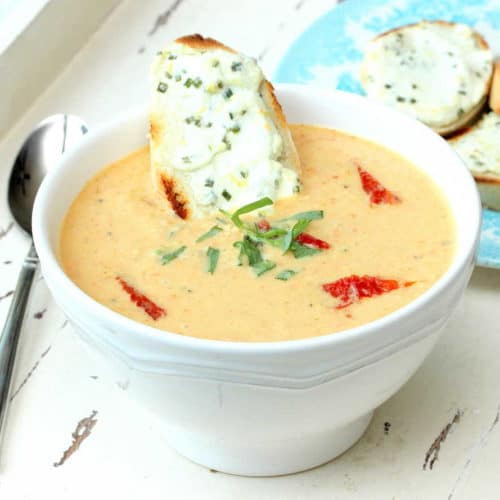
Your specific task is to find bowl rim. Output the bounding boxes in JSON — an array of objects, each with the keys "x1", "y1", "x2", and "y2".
[{"x1": 32, "y1": 84, "x2": 482, "y2": 356}]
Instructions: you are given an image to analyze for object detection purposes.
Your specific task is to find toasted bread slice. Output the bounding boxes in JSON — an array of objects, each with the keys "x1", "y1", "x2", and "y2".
[
  {"x1": 489, "y1": 60, "x2": 500, "y2": 114},
  {"x1": 449, "y1": 111, "x2": 500, "y2": 210},
  {"x1": 150, "y1": 34, "x2": 301, "y2": 219},
  {"x1": 360, "y1": 20, "x2": 493, "y2": 136}
]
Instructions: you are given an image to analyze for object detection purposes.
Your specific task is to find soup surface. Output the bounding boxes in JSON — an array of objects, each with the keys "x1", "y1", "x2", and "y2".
[{"x1": 60, "y1": 125, "x2": 454, "y2": 342}]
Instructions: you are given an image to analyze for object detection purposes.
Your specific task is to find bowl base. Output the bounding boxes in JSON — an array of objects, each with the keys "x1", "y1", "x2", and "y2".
[{"x1": 168, "y1": 411, "x2": 373, "y2": 477}]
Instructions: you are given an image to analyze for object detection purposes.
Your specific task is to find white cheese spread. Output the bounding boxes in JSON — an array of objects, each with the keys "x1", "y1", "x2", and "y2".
[
  {"x1": 151, "y1": 42, "x2": 300, "y2": 213},
  {"x1": 450, "y1": 111, "x2": 500, "y2": 176},
  {"x1": 360, "y1": 21, "x2": 493, "y2": 130}
]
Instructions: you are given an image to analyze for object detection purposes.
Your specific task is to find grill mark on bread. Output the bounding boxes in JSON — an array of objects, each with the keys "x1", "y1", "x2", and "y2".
[{"x1": 160, "y1": 175, "x2": 189, "y2": 219}]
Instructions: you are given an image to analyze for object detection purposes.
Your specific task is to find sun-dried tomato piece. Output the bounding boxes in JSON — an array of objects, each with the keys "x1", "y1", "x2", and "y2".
[
  {"x1": 322, "y1": 274, "x2": 414, "y2": 309},
  {"x1": 357, "y1": 166, "x2": 400, "y2": 205},
  {"x1": 256, "y1": 219, "x2": 271, "y2": 232},
  {"x1": 116, "y1": 277, "x2": 166, "y2": 320},
  {"x1": 296, "y1": 232, "x2": 331, "y2": 249}
]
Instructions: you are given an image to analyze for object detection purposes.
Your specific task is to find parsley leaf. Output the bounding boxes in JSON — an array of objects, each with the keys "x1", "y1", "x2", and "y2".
[
  {"x1": 206, "y1": 247, "x2": 220, "y2": 274},
  {"x1": 278, "y1": 210, "x2": 324, "y2": 222},
  {"x1": 227, "y1": 197, "x2": 274, "y2": 229},
  {"x1": 233, "y1": 236, "x2": 263, "y2": 266},
  {"x1": 156, "y1": 246, "x2": 186, "y2": 265},
  {"x1": 253, "y1": 260, "x2": 276, "y2": 276},
  {"x1": 275, "y1": 269, "x2": 297, "y2": 281},
  {"x1": 196, "y1": 225, "x2": 223, "y2": 243},
  {"x1": 290, "y1": 242, "x2": 321, "y2": 259}
]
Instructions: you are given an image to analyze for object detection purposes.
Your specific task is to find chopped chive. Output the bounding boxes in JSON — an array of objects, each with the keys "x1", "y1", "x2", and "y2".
[
  {"x1": 229, "y1": 112, "x2": 234, "y2": 119},
  {"x1": 212, "y1": 59, "x2": 220, "y2": 67},
  {"x1": 222, "y1": 189, "x2": 232, "y2": 201},
  {"x1": 279, "y1": 210, "x2": 323, "y2": 222},
  {"x1": 396, "y1": 96, "x2": 405, "y2": 102},
  {"x1": 165, "y1": 72, "x2": 173, "y2": 79},
  {"x1": 157, "y1": 82, "x2": 168, "y2": 93},
  {"x1": 175, "y1": 74, "x2": 182, "y2": 82},
  {"x1": 157, "y1": 246, "x2": 186, "y2": 265},
  {"x1": 204, "y1": 178, "x2": 214, "y2": 187},
  {"x1": 196, "y1": 225, "x2": 223, "y2": 243},
  {"x1": 253, "y1": 260, "x2": 276, "y2": 276},
  {"x1": 275, "y1": 269, "x2": 297, "y2": 281},
  {"x1": 224, "y1": 88, "x2": 233, "y2": 99},
  {"x1": 182, "y1": 156, "x2": 191, "y2": 163},
  {"x1": 222, "y1": 135, "x2": 232, "y2": 150},
  {"x1": 231, "y1": 61, "x2": 243, "y2": 71},
  {"x1": 206, "y1": 247, "x2": 220, "y2": 274},
  {"x1": 184, "y1": 77, "x2": 194, "y2": 88},
  {"x1": 230, "y1": 124, "x2": 240, "y2": 133},
  {"x1": 217, "y1": 80, "x2": 224, "y2": 89},
  {"x1": 240, "y1": 170, "x2": 248, "y2": 178},
  {"x1": 193, "y1": 77, "x2": 203, "y2": 88},
  {"x1": 168, "y1": 54, "x2": 177, "y2": 60}
]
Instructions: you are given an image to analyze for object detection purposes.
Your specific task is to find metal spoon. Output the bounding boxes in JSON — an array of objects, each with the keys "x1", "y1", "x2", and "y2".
[{"x1": 0, "y1": 114, "x2": 87, "y2": 448}]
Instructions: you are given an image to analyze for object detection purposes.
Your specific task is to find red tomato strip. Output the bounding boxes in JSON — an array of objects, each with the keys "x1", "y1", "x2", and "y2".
[
  {"x1": 116, "y1": 277, "x2": 166, "y2": 320},
  {"x1": 322, "y1": 274, "x2": 414, "y2": 309},
  {"x1": 256, "y1": 219, "x2": 271, "y2": 232},
  {"x1": 296, "y1": 232, "x2": 331, "y2": 249},
  {"x1": 357, "y1": 166, "x2": 400, "y2": 205}
]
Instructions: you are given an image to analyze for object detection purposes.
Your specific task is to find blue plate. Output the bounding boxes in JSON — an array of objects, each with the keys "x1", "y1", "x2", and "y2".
[{"x1": 274, "y1": 0, "x2": 500, "y2": 268}]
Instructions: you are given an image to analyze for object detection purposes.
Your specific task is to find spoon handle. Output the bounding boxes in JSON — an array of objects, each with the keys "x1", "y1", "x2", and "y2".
[{"x1": 0, "y1": 242, "x2": 38, "y2": 448}]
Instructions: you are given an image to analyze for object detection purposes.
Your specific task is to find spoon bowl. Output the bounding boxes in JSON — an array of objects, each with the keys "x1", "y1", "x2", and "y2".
[{"x1": 8, "y1": 115, "x2": 88, "y2": 234}]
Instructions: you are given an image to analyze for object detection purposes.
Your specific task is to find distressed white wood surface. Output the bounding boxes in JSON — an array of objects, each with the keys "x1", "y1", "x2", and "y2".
[{"x1": 0, "y1": 1, "x2": 499, "y2": 498}]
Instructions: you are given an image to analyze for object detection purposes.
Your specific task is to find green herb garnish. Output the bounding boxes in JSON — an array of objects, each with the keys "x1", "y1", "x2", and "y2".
[
  {"x1": 233, "y1": 237, "x2": 263, "y2": 266},
  {"x1": 196, "y1": 225, "x2": 223, "y2": 243},
  {"x1": 206, "y1": 247, "x2": 220, "y2": 274},
  {"x1": 290, "y1": 242, "x2": 321, "y2": 259},
  {"x1": 184, "y1": 78, "x2": 194, "y2": 88},
  {"x1": 275, "y1": 269, "x2": 297, "y2": 281},
  {"x1": 280, "y1": 210, "x2": 324, "y2": 222},
  {"x1": 228, "y1": 197, "x2": 274, "y2": 229},
  {"x1": 224, "y1": 88, "x2": 233, "y2": 99},
  {"x1": 157, "y1": 82, "x2": 168, "y2": 93},
  {"x1": 204, "y1": 178, "x2": 214, "y2": 187},
  {"x1": 231, "y1": 61, "x2": 243, "y2": 71},
  {"x1": 156, "y1": 246, "x2": 186, "y2": 265},
  {"x1": 222, "y1": 190, "x2": 232, "y2": 201},
  {"x1": 253, "y1": 260, "x2": 276, "y2": 276}
]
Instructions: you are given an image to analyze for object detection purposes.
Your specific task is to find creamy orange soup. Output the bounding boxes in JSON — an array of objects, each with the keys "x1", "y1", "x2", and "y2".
[{"x1": 60, "y1": 125, "x2": 454, "y2": 342}]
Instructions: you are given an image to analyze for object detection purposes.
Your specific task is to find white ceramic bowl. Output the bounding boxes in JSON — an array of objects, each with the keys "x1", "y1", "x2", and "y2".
[{"x1": 33, "y1": 85, "x2": 481, "y2": 476}]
